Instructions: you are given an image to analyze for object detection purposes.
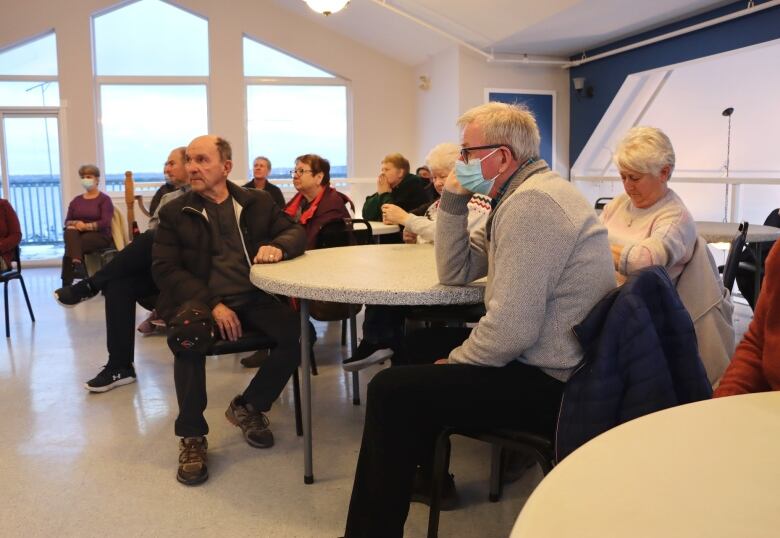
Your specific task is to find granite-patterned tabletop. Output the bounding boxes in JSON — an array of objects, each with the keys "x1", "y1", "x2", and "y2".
[
  {"x1": 696, "y1": 221, "x2": 780, "y2": 243},
  {"x1": 250, "y1": 243, "x2": 485, "y2": 305}
]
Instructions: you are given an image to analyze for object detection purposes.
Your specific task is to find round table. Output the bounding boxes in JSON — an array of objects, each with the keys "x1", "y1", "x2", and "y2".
[
  {"x1": 250, "y1": 243, "x2": 485, "y2": 483},
  {"x1": 696, "y1": 221, "x2": 780, "y2": 243},
  {"x1": 367, "y1": 220, "x2": 401, "y2": 237},
  {"x1": 511, "y1": 392, "x2": 780, "y2": 537}
]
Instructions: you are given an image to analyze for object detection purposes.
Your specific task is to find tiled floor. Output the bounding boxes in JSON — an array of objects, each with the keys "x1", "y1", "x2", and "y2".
[{"x1": 1, "y1": 267, "x2": 551, "y2": 537}]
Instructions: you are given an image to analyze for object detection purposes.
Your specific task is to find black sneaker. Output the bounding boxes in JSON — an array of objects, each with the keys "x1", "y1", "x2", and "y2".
[
  {"x1": 342, "y1": 341, "x2": 393, "y2": 372},
  {"x1": 225, "y1": 395, "x2": 274, "y2": 448},
  {"x1": 410, "y1": 468, "x2": 459, "y2": 511},
  {"x1": 84, "y1": 366, "x2": 137, "y2": 393},
  {"x1": 177, "y1": 436, "x2": 208, "y2": 486},
  {"x1": 239, "y1": 349, "x2": 269, "y2": 368},
  {"x1": 54, "y1": 279, "x2": 99, "y2": 307}
]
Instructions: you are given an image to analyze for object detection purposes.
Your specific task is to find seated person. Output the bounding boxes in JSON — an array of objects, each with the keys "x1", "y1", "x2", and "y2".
[
  {"x1": 382, "y1": 142, "x2": 490, "y2": 244},
  {"x1": 240, "y1": 153, "x2": 352, "y2": 369},
  {"x1": 599, "y1": 126, "x2": 695, "y2": 285},
  {"x1": 148, "y1": 154, "x2": 184, "y2": 216},
  {"x1": 361, "y1": 153, "x2": 429, "y2": 229},
  {"x1": 342, "y1": 143, "x2": 491, "y2": 372},
  {"x1": 152, "y1": 135, "x2": 305, "y2": 486},
  {"x1": 54, "y1": 146, "x2": 190, "y2": 392},
  {"x1": 600, "y1": 126, "x2": 733, "y2": 384},
  {"x1": 714, "y1": 241, "x2": 780, "y2": 396},
  {"x1": 243, "y1": 155, "x2": 286, "y2": 208},
  {"x1": 415, "y1": 165, "x2": 432, "y2": 182},
  {"x1": 61, "y1": 164, "x2": 114, "y2": 285},
  {"x1": 342, "y1": 102, "x2": 614, "y2": 537},
  {"x1": 0, "y1": 197, "x2": 22, "y2": 271}
]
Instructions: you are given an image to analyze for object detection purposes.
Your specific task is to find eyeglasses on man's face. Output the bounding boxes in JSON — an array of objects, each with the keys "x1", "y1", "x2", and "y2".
[
  {"x1": 459, "y1": 144, "x2": 511, "y2": 164},
  {"x1": 290, "y1": 168, "x2": 313, "y2": 177}
]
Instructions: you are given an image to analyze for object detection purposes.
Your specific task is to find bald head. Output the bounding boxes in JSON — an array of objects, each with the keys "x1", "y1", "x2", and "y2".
[{"x1": 185, "y1": 135, "x2": 233, "y2": 202}]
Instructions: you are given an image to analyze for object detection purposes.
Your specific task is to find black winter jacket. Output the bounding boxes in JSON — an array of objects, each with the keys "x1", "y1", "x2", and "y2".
[{"x1": 152, "y1": 180, "x2": 305, "y2": 319}]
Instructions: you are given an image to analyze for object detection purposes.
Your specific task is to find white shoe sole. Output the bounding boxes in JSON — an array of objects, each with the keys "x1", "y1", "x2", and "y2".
[
  {"x1": 84, "y1": 376, "x2": 137, "y2": 393},
  {"x1": 343, "y1": 348, "x2": 393, "y2": 372}
]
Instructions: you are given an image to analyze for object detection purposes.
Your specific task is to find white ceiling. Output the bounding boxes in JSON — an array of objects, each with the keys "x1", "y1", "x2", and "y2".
[{"x1": 272, "y1": 0, "x2": 734, "y2": 65}]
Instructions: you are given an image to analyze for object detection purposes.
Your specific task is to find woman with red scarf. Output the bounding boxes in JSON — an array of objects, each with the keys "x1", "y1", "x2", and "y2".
[{"x1": 284, "y1": 154, "x2": 352, "y2": 249}]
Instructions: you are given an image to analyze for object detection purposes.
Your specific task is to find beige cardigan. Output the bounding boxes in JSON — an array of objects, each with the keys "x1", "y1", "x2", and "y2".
[{"x1": 676, "y1": 236, "x2": 735, "y2": 385}]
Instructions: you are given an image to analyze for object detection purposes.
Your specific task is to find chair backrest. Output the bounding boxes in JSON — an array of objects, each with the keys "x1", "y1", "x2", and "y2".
[
  {"x1": 316, "y1": 217, "x2": 373, "y2": 249},
  {"x1": 594, "y1": 197, "x2": 613, "y2": 210},
  {"x1": 110, "y1": 206, "x2": 128, "y2": 251},
  {"x1": 721, "y1": 221, "x2": 749, "y2": 292}
]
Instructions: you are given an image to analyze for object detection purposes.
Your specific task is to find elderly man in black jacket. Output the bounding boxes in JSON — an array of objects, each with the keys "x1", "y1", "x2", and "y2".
[{"x1": 152, "y1": 135, "x2": 306, "y2": 486}]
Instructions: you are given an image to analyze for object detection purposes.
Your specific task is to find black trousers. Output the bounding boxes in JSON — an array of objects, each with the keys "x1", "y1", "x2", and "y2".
[
  {"x1": 92, "y1": 230, "x2": 154, "y2": 290},
  {"x1": 344, "y1": 328, "x2": 565, "y2": 538},
  {"x1": 173, "y1": 297, "x2": 301, "y2": 438},
  {"x1": 61, "y1": 229, "x2": 112, "y2": 283},
  {"x1": 361, "y1": 305, "x2": 407, "y2": 350},
  {"x1": 95, "y1": 231, "x2": 157, "y2": 370}
]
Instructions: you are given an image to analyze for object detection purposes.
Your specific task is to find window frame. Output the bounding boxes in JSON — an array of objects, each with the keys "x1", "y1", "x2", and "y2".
[{"x1": 242, "y1": 35, "x2": 353, "y2": 184}]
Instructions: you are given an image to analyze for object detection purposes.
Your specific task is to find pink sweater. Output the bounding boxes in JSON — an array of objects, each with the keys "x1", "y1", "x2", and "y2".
[{"x1": 600, "y1": 189, "x2": 696, "y2": 283}]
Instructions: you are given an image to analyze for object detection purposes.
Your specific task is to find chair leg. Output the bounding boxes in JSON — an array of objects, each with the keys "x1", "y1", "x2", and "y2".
[
  {"x1": 292, "y1": 368, "x2": 303, "y2": 437},
  {"x1": 427, "y1": 433, "x2": 452, "y2": 538},
  {"x1": 349, "y1": 314, "x2": 360, "y2": 405},
  {"x1": 4, "y1": 282, "x2": 9, "y2": 338},
  {"x1": 310, "y1": 345, "x2": 318, "y2": 376},
  {"x1": 341, "y1": 319, "x2": 347, "y2": 346},
  {"x1": 19, "y1": 276, "x2": 35, "y2": 322},
  {"x1": 489, "y1": 444, "x2": 504, "y2": 502}
]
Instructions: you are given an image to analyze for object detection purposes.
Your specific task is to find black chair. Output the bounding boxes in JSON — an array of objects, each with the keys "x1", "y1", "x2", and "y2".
[
  {"x1": 594, "y1": 197, "x2": 613, "y2": 210},
  {"x1": 207, "y1": 332, "x2": 303, "y2": 436},
  {"x1": 314, "y1": 218, "x2": 374, "y2": 405},
  {"x1": 427, "y1": 427, "x2": 553, "y2": 537},
  {"x1": 736, "y1": 209, "x2": 780, "y2": 308},
  {"x1": 720, "y1": 221, "x2": 749, "y2": 292},
  {"x1": 2, "y1": 246, "x2": 35, "y2": 338}
]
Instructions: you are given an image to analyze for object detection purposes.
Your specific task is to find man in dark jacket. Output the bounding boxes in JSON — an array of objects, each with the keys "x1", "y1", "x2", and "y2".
[
  {"x1": 243, "y1": 155, "x2": 286, "y2": 208},
  {"x1": 152, "y1": 135, "x2": 306, "y2": 486}
]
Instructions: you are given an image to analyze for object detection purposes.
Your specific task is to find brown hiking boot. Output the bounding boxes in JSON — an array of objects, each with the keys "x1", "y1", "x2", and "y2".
[
  {"x1": 225, "y1": 395, "x2": 274, "y2": 448},
  {"x1": 177, "y1": 436, "x2": 208, "y2": 486}
]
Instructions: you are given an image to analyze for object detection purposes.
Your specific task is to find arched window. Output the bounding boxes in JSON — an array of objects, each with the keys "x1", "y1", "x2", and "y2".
[
  {"x1": 243, "y1": 36, "x2": 348, "y2": 192},
  {"x1": 93, "y1": 0, "x2": 209, "y2": 190}
]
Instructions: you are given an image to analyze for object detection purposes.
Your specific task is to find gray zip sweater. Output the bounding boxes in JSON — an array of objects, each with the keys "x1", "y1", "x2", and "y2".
[{"x1": 435, "y1": 161, "x2": 615, "y2": 381}]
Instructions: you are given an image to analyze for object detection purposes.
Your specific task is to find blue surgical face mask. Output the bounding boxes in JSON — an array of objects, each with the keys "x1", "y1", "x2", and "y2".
[
  {"x1": 81, "y1": 178, "x2": 96, "y2": 191},
  {"x1": 454, "y1": 148, "x2": 500, "y2": 195}
]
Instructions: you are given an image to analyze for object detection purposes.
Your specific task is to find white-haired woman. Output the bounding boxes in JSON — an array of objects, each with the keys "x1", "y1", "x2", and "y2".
[
  {"x1": 380, "y1": 143, "x2": 491, "y2": 244},
  {"x1": 600, "y1": 126, "x2": 696, "y2": 285},
  {"x1": 602, "y1": 126, "x2": 734, "y2": 385}
]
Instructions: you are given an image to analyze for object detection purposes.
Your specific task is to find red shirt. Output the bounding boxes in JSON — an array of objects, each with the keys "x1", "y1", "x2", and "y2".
[
  {"x1": 0, "y1": 199, "x2": 22, "y2": 267},
  {"x1": 715, "y1": 241, "x2": 780, "y2": 396}
]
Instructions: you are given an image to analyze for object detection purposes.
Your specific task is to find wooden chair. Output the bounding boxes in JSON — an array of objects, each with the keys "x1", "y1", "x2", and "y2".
[{"x1": 1, "y1": 246, "x2": 35, "y2": 338}]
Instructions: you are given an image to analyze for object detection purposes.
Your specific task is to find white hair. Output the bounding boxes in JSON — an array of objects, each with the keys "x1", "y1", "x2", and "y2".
[
  {"x1": 425, "y1": 142, "x2": 460, "y2": 173},
  {"x1": 457, "y1": 102, "x2": 540, "y2": 162},
  {"x1": 614, "y1": 126, "x2": 676, "y2": 178}
]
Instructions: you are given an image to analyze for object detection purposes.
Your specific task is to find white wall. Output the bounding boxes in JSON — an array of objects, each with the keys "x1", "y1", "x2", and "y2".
[
  {"x1": 0, "y1": 0, "x2": 418, "y2": 205},
  {"x1": 414, "y1": 45, "x2": 571, "y2": 175},
  {"x1": 458, "y1": 49, "x2": 570, "y2": 176}
]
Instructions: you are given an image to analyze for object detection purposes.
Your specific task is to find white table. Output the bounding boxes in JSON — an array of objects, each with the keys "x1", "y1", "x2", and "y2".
[
  {"x1": 511, "y1": 392, "x2": 780, "y2": 538},
  {"x1": 696, "y1": 221, "x2": 780, "y2": 244},
  {"x1": 250, "y1": 243, "x2": 485, "y2": 483},
  {"x1": 366, "y1": 220, "x2": 400, "y2": 237}
]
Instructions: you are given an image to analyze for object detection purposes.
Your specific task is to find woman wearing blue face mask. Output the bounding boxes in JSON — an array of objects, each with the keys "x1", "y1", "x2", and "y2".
[{"x1": 61, "y1": 164, "x2": 115, "y2": 285}]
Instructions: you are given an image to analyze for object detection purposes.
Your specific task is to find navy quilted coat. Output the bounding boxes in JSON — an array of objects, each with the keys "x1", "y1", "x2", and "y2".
[{"x1": 556, "y1": 266, "x2": 713, "y2": 461}]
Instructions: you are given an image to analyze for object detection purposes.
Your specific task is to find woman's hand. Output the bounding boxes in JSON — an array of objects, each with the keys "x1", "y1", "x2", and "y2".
[
  {"x1": 610, "y1": 243, "x2": 623, "y2": 270},
  {"x1": 74, "y1": 221, "x2": 88, "y2": 232},
  {"x1": 381, "y1": 204, "x2": 408, "y2": 225},
  {"x1": 376, "y1": 173, "x2": 391, "y2": 194},
  {"x1": 402, "y1": 230, "x2": 418, "y2": 244}
]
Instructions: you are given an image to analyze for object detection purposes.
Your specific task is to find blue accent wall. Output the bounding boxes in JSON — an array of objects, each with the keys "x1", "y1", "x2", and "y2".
[{"x1": 570, "y1": 1, "x2": 780, "y2": 165}]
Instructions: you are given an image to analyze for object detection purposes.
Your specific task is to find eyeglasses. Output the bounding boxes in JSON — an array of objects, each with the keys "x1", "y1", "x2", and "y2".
[
  {"x1": 290, "y1": 168, "x2": 313, "y2": 177},
  {"x1": 459, "y1": 144, "x2": 511, "y2": 164}
]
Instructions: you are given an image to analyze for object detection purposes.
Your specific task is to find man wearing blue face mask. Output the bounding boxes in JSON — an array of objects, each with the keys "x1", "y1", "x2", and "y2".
[{"x1": 343, "y1": 102, "x2": 615, "y2": 537}]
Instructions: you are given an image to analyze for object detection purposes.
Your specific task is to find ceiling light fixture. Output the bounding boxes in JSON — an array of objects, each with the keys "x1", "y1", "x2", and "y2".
[{"x1": 303, "y1": 0, "x2": 350, "y2": 16}]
